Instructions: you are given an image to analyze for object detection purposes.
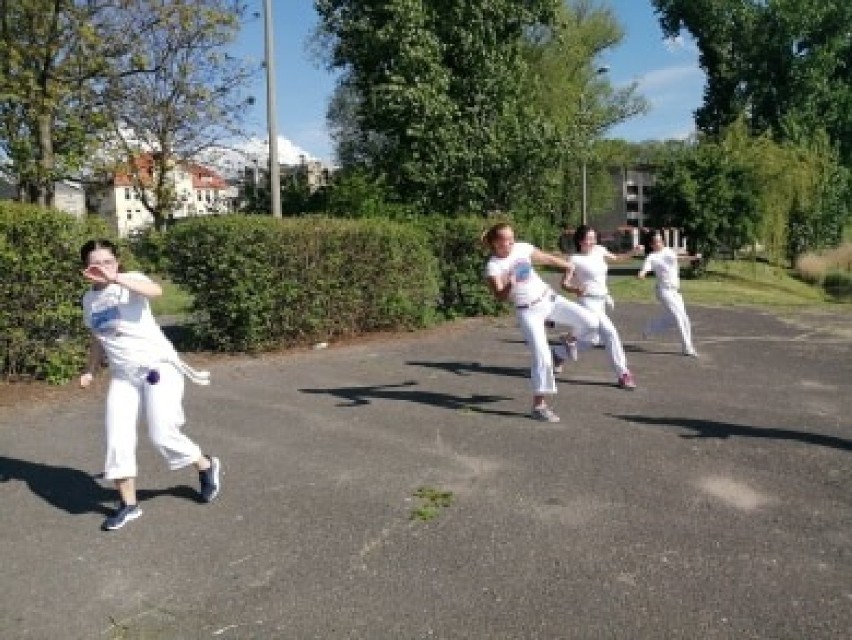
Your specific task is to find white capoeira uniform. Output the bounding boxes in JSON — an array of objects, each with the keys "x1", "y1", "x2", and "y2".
[
  {"x1": 486, "y1": 243, "x2": 630, "y2": 396},
  {"x1": 83, "y1": 272, "x2": 211, "y2": 480},
  {"x1": 641, "y1": 247, "x2": 696, "y2": 354},
  {"x1": 569, "y1": 244, "x2": 617, "y2": 347}
]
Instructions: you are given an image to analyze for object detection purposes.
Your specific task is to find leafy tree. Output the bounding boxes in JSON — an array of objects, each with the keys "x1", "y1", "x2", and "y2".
[
  {"x1": 523, "y1": 0, "x2": 648, "y2": 225},
  {"x1": 0, "y1": 0, "x2": 253, "y2": 226},
  {"x1": 0, "y1": 1, "x2": 136, "y2": 205},
  {"x1": 651, "y1": 0, "x2": 852, "y2": 166},
  {"x1": 316, "y1": 0, "x2": 561, "y2": 215},
  {"x1": 100, "y1": 0, "x2": 254, "y2": 230}
]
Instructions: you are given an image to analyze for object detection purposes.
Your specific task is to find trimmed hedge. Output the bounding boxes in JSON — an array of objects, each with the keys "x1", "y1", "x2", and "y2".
[
  {"x1": 164, "y1": 216, "x2": 440, "y2": 351},
  {"x1": 0, "y1": 202, "x2": 112, "y2": 382}
]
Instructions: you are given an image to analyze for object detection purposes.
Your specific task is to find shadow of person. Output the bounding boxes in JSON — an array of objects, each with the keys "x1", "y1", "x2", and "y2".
[
  {"x1": 0, "y1": 456, "x2": 202, "y2": 516},
  {"x1": 608, "y1": 415, "x2": 852, "y2": 453},
  {"x1": 405, "y1": 360, "x2": 530, "y2": 379},
  {"x1": 299, "y1": 380, "x2": 524, "y2": 418}
]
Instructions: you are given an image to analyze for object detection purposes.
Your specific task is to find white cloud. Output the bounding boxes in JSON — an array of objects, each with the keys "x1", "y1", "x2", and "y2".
[
  {"x1": 636, "y1": 64, "x2": 704, "y2": 93},
  {"x1": 199, "y1": 136, "x2": 319, "y2": 178}
]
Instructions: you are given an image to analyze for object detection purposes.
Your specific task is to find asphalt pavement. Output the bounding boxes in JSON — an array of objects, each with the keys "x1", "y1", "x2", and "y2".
[{"x1": 1, "y1": 302, "x2": 850, "y2": 639}]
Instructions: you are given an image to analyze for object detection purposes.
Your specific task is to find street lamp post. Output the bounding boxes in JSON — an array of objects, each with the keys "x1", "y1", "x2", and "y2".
[
  {"x1": 580, "y1": 65, "x2": 610, "y2": 226},
  {"x1": 263, "y1": 0, "x2": 282, "y2": 218}
]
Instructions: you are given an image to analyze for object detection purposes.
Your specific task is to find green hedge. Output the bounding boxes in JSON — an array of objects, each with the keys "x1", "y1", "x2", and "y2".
[
  {"x1": 0, "y1": 203, "x2": 112, "y2": 382},
  {"x1": 164, "y1": 216, "x2": 440, "y2": 351}
]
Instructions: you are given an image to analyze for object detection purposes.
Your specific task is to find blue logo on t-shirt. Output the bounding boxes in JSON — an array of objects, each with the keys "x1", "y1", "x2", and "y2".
[
  {"x1": 91, "y1": 306, "x2": 120, "y2": 334},
  {"x1": 514, "y1": 261, "x2": 532, "y2": 282}
]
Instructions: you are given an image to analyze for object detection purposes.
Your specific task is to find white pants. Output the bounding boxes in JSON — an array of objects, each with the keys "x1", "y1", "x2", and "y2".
[
  {"x1": 576, "y1": 295, "x2": 609, "y2": 347},
  {"x1": 103, "y1": 363, "x2": 202, "y2": 480},
  {"x1": 518, "y1": 291, "x2": 629, "y2": 395},
  {"x1": 644, "y1": 286, "x2": 694, "y2": 352}
]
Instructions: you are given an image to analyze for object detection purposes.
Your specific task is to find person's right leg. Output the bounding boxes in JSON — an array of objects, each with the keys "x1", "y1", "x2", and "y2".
[
  {"x1": 103, "y1": 377, "x2": 143, "y2": 530},
  {"x1": 660, "y1": 289, "x2": 695, "y2": 354},
  {"x1": 643, "y1": 288, "x2": 677, "y2": 338},
  {"x1": 518, "y1": 306, "x2": 559, "y2": 421}
]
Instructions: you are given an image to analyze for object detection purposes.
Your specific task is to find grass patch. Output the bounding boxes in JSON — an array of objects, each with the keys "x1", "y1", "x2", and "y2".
[
  {"x1": 151, "y1": 277, "x2": 194, "y2": 318},
  {"x1": 410, "y1": 486, "x2": 454, "y2": 521},
  {"x1": 607, "y1": 258, "x2": 835, "y2": 307}
]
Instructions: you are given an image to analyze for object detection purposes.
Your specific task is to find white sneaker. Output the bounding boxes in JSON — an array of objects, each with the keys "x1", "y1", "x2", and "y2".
[
  {"x1": 683, "y1": 349, "x2": 699, "y2": 358},
  {"x1": 531, "y1": 405, "x2": 560, "y2": 423}
]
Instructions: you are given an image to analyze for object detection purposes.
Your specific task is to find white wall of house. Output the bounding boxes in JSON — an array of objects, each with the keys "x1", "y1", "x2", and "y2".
[{"x1": 92, "y1": 164, "x2": 231, "y2": 237}]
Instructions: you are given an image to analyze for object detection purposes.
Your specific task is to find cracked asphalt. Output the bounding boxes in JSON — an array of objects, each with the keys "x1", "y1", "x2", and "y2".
[{"x1": 1, "y1": 302, "x2": 850, "y2": 639}]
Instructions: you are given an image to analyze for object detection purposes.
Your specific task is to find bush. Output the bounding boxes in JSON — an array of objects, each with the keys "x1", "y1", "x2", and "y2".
[
  {"x1": 163, "y1": 216, "x2": 440, "y2": 351},
  {"x1": 0, "y1": 203, "x2": 113, "y2": 381},
  {"x1": 417, "y1": 216, "x2": 503, "y2": 318}
]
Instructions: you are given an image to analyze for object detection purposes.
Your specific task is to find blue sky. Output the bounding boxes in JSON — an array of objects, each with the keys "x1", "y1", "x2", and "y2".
[{"x1": 230, "y1": 1, "x2": 705, "y2": 164}]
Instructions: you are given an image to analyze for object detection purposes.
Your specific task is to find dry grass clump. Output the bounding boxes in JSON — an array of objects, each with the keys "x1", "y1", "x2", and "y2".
[{"x1": 795, "y1": 243, "x2": 852, "y2": 283}]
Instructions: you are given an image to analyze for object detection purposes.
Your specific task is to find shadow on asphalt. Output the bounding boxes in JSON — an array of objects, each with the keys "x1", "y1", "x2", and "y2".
[
  {"x1": 299, "y1": 380, "x2": 527, "y2": 418},
  {"x1": 406, "y1": 360, "x2": 529, "y2": 379},
  {"x1": 610, "y1": 415, "x2": 852, "y2": 452},
  {"x1": 0, "y1": 456, "x2": 201, "y2": 515}
]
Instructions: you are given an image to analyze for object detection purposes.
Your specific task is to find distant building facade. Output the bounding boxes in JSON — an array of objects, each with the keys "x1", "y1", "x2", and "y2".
[{"x1": 90, "y1": 154, "x2": 233, "y2": 236}]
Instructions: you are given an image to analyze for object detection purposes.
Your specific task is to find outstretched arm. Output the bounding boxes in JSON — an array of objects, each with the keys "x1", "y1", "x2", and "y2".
[{"x1": 531, "y1": 249, "x2": 575, "y2": 290}]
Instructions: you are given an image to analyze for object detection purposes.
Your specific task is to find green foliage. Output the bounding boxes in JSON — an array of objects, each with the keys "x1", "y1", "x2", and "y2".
[
  {"x1": 0, "y1": 202, "x2": 112, "y2": 381},
  {"x1": 410, "y1": 486, "x2": 454, "y2": 521},
  {"x1": 646, "y1": 121, "x2": 851, "y2": 266},
  {"x1": 652, "y1": 0, "x2": 852, "y2": 168},
  {"x1": 163, "y1": 216, "x2": 440, "y2": 352},
  {"x1": 317, "y1": 0, "x2": 563, "y2": 214},
  {"x1": 417, "y1": 217, "x2": 503, "y2": 318}
]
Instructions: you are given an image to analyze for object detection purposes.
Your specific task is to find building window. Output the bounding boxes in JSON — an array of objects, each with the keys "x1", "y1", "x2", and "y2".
[
  {"x1": 197, "y1": 191, "x2": 202, "y2": 201},
  {"x1": 125, "y1": 188, "x2": 131, "y2": 200},
  {"x1": 126, "y1": 212, "x2": 132, "y2": 220}
]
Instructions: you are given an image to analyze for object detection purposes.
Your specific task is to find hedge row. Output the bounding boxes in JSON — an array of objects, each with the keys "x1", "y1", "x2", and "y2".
[
  {"x1": 2, "y1": 205, "x2": 557, "y2": 380},
  {"x1": 163, "y1": 216, "x2": 442, "y2": 351},
  {"x1": 0, "y1": 203, "x2": 113, "y2": 382}
]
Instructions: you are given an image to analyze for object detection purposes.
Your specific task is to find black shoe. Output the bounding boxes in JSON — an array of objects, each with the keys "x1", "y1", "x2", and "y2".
[
  {"x1": 199, "y1": 456, "x2": 221, "y2": 503},
  {"x1": 102, "y1": 503, "x2": 142, "y2": 531}
]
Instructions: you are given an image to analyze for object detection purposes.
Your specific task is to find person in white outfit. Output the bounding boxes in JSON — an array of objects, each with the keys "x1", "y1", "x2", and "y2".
[
  {"x1": 637, "y1": 231, "x2": 700, "y2": 357},
  {"x1": 483, "y1": 223, "x2": 636, "y2": 423},
  {"x1": 555, "y1": 225, "x2": 640, "y2": 369},
  {"x1": 79, "y1": 239, "x2": 221, "y2": 531}
]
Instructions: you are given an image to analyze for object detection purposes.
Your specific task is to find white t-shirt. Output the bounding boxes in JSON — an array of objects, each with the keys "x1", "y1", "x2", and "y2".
[
  {"x1": 485, "y1": 242, "x2": 549, "y2": 307},
  {"x1": 642, "y1": 247, "x2": 680, "y2": 289},
  {"x1": 570, "y1": 244, "x2": 611, "y2": 297},
  {"x1": 82, "y1": 272, "x2": 178, "y2": 376}
]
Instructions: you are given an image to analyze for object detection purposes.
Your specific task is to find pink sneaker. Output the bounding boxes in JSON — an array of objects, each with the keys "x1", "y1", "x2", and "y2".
[{"x1": 618, "y1": 371, "x2": 637, "y2": 390}]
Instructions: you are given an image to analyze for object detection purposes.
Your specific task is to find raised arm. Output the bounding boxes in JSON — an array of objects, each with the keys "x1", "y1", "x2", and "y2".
[{"x1": 531, "y1": 248, "x2": 575, "y2": 291}]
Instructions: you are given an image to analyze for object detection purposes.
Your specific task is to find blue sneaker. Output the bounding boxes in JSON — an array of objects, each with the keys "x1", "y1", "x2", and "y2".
[
  {"x1": 199, "y1": 456, "x2": 220, "y2": 503},
  {"x1": 102, "y1": 503, "x2": 142, "y2": 531}
]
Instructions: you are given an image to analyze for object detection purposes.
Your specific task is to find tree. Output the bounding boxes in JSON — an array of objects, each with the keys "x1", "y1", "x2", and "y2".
[
  {"x1": 523, "y1": 0, "x2": 648, "y2": 225},
  {"x1": 317, "y1": 0, "x2": 561, "y2": 215},
  {"x1": 0, "y1": 0, "x2": 253, "y2": 227},
  {"x1": 0, "y1": 1, "x2": 138, "y2": 206},
  {"x1": 100, "y1": 0, "x2": 254, "y2": 230},
  {"x1": 651, "y1": 0, "x2": 852, "y2": 166}
]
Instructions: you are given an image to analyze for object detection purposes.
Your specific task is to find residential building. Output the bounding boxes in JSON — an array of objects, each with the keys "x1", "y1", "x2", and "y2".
[
  {"x1": 280, "y1": 155, "x2": 333, "y2": 193},
  {"x1": 90, "y1": 154, "x2": 233, "y2": 236}
]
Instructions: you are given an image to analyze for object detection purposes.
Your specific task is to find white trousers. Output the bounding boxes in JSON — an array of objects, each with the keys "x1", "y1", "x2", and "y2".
[
  {"x1": 518, "y1": 292, "x2": 629, "y2": 395},
  {"x1": 103, "y1": 363, "x2": 202, "y2": 480},
  {"x1": 576, "y1": 295, "x2": 609, "y2": 347},
  {"x1": 644, "y1": 286, "x2": 694, "y2": 352}
]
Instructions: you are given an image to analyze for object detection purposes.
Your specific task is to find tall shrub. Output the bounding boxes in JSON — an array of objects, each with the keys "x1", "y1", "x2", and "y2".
[
  {"x1": 0, "y1": 203, "x2": 112, "y2": 381},
  {"x1": 164, "y1": 216, "x2": 440, "y2": 352}
]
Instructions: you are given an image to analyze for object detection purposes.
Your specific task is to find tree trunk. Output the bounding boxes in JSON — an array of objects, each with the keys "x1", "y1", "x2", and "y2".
[{"x1": 37, "y1": 112, "x2": 55, "y2": 208}]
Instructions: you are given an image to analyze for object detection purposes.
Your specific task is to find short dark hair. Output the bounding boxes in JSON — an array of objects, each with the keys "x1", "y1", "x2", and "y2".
[
  {"x1": 80, "y1": 239, "x2": 119, "y2": 266},
  {"x1": 572, "y1": 224, "x2": 595, "y2": 253}
]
